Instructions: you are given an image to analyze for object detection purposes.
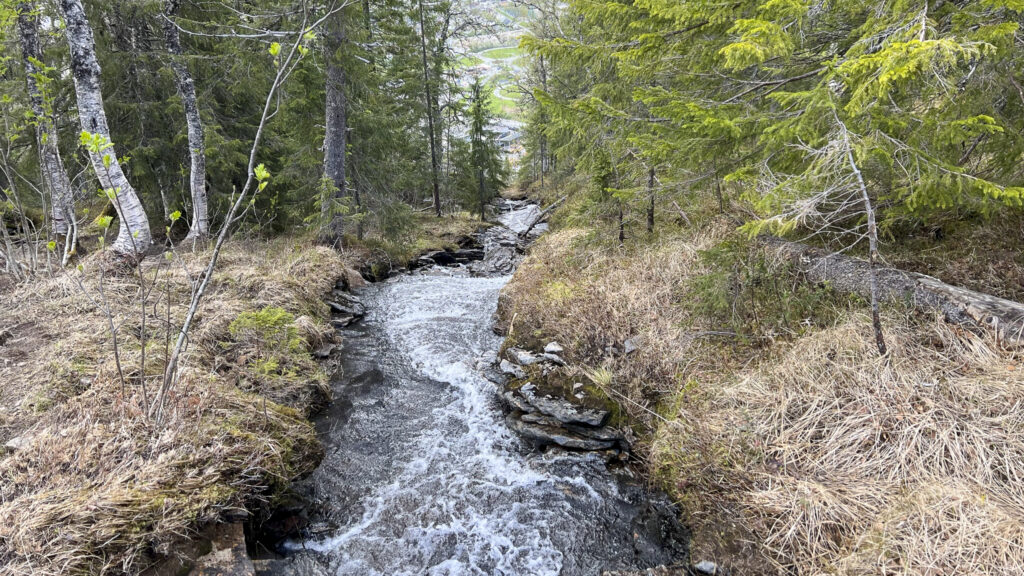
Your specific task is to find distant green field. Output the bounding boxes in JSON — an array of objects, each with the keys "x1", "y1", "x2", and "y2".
[
  {"x1": 480, "y1": 46, "x2": 521, "y2": 60},
  {"x1": 488, "y1": 96, "x2": 517, "y2": 120},
  {"x1": 458, "y1": 55, "x2": 483, "y2": 67},
  {"x1": 496, "y1": 86, "x2": 519, "y2": 101}
]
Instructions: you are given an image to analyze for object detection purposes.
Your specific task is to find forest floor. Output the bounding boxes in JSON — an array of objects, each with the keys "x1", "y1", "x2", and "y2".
[
  {"x1": 499, "y1": 177, "x2": 1024, "y2": 575},
  {"x1": 0, "y1": 212, "x2": 486, "y2": 575}
]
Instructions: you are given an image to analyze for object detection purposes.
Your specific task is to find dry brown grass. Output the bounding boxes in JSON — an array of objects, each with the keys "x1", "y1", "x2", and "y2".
[
  {"x1": 0, "y1": 237, "x2": 347, "y2": 574},
  {"x1": 502, "y1": 208, "x2": 1024, "y2": 574},
  {"x1": 499, "y1": 223, "x2": 730, "y2": 415}
]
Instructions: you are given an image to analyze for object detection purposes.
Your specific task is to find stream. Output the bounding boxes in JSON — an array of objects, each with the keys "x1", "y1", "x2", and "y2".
[{"x1": 261, "y1": 203, "x2": 687, "y2": 576}]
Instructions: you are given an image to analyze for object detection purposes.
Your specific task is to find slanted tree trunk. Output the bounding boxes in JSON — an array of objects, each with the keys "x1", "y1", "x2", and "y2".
[
  {"x1": 845, "y1": 145, "x2": 887, "y2": 355},
  {"x1": 646, "y1": 166, "x2": 655, "y2": 233},
  {"x1": 618, "y1": 201, "x2": 625, "y2": 245},
  {"x1": 60, "y1": 0, "x2": 151, "y2": 257},
  {"x1": 16, "y1": 2, "x2": 76, "y2": 247},
  {"x1": 320, "y1": 12, "x2": 347, "y2": 248},
  {"x1": 163, "y1": 0, "x2": 208, "y2": 242},
  {"x1": 416, "y1": 0, "x2": 441, "y2": 217}
]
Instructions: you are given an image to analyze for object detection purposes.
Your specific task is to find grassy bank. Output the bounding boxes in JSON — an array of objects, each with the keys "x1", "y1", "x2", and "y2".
[
  {"x1": 0, "y1": 212, "x2": 485, "y2": 575},
  {"x1": 499, "y1": 178, "x2": 1024, "y2": 574}
]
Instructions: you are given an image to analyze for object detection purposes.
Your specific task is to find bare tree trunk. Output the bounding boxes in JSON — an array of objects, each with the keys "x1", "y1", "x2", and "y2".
[
  {"x1": 618, "y1": 201, "x2": 625, "y2": 245},
  {"x1": 351, "y1": 154, "x2": 364, "y2": 240},
  {"x1": 478, "y1": 168, "x2": 486, "y2": 221},
  {"x1": 320, "y1": 11, "x2": 347, "y2": 248},
  {"x1": 844, "y1": 143, "x2": 887, "y2": 355},
  {"x1": 16, "y1": 3, "x2": 75, "y2": 241},
  {"x1": 539, "y1": 54, "x2": 548, "y2": 185},
  {"x1": 163, "y1": 0, "x2": 208, "y2": 241},
  {"x1": 417, "y1": 0, "x2": 441, "y2": 217},
  {"x1": 646, "y1": 166, "x2": 655, "y2": 233},
  {"x1": 60, "y1": 0, "x2": 151, "y2": 257}
]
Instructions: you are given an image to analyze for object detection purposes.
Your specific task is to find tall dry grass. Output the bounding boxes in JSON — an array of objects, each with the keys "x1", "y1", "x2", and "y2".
[{"x1": 657, "y1": 313, "x2": 1024, "y2": 575}]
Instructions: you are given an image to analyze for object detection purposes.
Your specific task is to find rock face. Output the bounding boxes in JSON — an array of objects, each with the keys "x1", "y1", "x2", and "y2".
[
  {"x1": 498, "y1": 343, "x2": 626, "y2": 455},
  {"x1": 328, "y1": 287, "x2": 366, "y2": 328},
  {"x1": 188, "y1": 523, "x2": 254, "y2": 576}
]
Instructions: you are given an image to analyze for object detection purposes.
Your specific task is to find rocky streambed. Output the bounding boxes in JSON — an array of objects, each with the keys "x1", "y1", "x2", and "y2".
[{"x1": 254, "y1": 201, "x2": 690, "y2": 576}]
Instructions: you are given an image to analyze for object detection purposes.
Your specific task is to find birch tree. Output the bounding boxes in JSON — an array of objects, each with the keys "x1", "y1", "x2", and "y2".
[
  {"x1": 162, "y1": 0, "x2": 208, "y2": 242},
  {"x1": 60, "y1": 0, "x2": 151, "y2": 258},
  {"x1": 15, "y1": 2, "x2": 76, "y2": 258}
]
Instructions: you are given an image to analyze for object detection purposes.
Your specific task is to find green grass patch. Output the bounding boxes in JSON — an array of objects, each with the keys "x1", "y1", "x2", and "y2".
[{"x1": 480, "y1": 46, "x2": 522, "y2": 60}]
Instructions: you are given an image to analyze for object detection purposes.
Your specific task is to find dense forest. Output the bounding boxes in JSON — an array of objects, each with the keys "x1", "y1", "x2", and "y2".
[{"x1": 0, "y1": 0, "x2": 506, "y2": 271}]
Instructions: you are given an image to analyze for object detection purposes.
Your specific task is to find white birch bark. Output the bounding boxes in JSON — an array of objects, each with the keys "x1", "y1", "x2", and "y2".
[
  {"x1": 16, "y1": 2, "x2": 75, "y2": 238},
  {"x1": 163, "y1": 0, "x2": 208, "y2": 241},
  {"x1": 60, "y1": 0, "x2": 152, "y2": 257}
]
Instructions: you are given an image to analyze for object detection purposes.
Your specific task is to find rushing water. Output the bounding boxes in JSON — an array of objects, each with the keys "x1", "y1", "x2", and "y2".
[{"x1": 264, "y1": 205, "x2": 686, "y2": 576}]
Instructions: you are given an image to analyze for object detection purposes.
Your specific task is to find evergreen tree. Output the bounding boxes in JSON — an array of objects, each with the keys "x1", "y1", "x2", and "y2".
[{"x1": 465, "y1": 77, "x2": 505, "y2": 220}]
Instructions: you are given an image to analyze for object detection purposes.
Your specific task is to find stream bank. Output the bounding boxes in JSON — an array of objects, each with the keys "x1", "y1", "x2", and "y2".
[{"x1": 251, "y1": 200, "x2": 689, "y2": 576}]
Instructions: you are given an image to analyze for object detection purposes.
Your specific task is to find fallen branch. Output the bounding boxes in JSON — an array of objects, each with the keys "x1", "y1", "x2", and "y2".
[{"x1": 522, "y1": 194, "x2": 568, "y2": 237}]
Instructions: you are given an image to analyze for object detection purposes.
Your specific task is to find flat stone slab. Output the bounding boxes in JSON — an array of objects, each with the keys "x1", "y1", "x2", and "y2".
[
  {"x1": 517, "y1": 386, "x2": 609, "y2": 427},
  {"x1": 506, "y1": 414, "x2": 616, "y2": 451}
]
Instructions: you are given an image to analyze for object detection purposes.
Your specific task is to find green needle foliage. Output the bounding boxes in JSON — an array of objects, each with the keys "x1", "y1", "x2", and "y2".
[{"x1": 520, "y1": 0, "x2": 1024, "y2": 240}]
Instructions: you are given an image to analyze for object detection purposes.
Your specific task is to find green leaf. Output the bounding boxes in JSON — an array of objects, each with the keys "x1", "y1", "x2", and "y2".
[
  {"x1": 269, "y1": 42, "x2": 281, "y2": 57},
  {"x1": 170, "y1": 210, "x2": 181, "y2": 222},
  {"x1": 46, "y1": 241, "x2": 57, "y2": 252}
]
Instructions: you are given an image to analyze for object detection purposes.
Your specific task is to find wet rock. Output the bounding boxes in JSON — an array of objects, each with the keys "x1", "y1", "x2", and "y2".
[
  {"x1": 517, "y1": 386, "x2": 609, "y2": 427},
  {"x1": 499, "y1": 359, "x2": 526, "y2": 379},
  {"x1": 601, "y1": 566, "x2": 686, "y2": 576},
  {"x1": 502, "y1": 391, "x2": 536, "y2": 413},
  {"x1": 331, "y1": 316, "x2": 357, "y2": 329},
  {"x1": 313, "y1": 343, "x2": 336, "y2": 359},
  {"x1": 507, "y1": 347, "x2": 540, "y2": 365},
  {"x1": 544, "y1": 342, "x2": 564, "y2": 354},
  {"x1": 453, "y1": 248, "x2": 485, "y2": 262},
  {"x1": 327, "y1": 300, "x2": 366, "y2": 317},
  {"x1": 188, "y1": 523, "x2": 254, "y2": 576},
  {"x1": 424, "y1": 250, "x2": 458, "y2": 266},
  {"x1": 334, "y1": 267, "x2": 366, "y2": 292},
  {"x1": 506, "y1": 414, "x2": 616, "y2": 451},
  {"x1": 478, "y1": 246, "x2": 516, "y2": 275},
  {"x1": 481, "y1": 367, "x2": 508, "y2": 386}
]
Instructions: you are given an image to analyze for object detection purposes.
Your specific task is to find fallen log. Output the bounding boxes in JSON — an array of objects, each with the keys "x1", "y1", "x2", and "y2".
[{"x1": 764, "y1": 237, "x2": 1024, "y2": 347}]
